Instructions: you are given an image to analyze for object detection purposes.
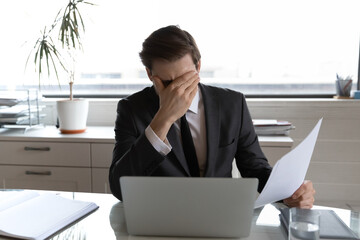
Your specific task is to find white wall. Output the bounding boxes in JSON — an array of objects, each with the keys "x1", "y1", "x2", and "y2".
[{"x1": 43, "y1": 98, "x2": 360, "y2": 206}]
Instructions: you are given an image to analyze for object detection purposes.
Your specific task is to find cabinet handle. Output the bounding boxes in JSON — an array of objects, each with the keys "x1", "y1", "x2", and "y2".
[
  {"x1": 25, "y1": 171, "x2": 52, "y2": 176},
  {"x1": 24, "y1": 147, "x2": 51, "y2": 151}
]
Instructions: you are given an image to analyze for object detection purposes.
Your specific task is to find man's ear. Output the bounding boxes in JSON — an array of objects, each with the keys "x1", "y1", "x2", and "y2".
[
  {"x1": 146, "y1": 68, "x2": 152, "y2": 81},
  {"x1": 196, "y1": 60, "x2": 201, "y2": 73}
]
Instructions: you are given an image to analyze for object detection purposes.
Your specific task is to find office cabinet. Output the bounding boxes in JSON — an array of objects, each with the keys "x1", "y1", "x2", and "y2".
[
  {"x1": 0, "y1": 126, "x2": 292, "y2": 193},
  {"x1": 0, "y1": 165, "x2": 91, "y2": 192},
  {"x1": 92, "y1": 168, "x2": 110, "y2": 193},
  {"x1": 91, "y1": 143, "x2": 113, "y2": 168},
  {"x1": 0, "y1": 141, "x2": 91, "y2": 192},
  {"x1": 91, "y1": 143, "x2": 113, "y2": 193},
  {"x1": 0, "y1": 141, "x2": 90, "y2": 167},
  {"x1": 261, "y1": 146, "x2": 290, "y2": 166},
  {"x1": 258, "y1": 136, "x2": 293, "y2": 166},
  {"x1": 0, "y1": 126, "x2": 115, "y2": 193}
]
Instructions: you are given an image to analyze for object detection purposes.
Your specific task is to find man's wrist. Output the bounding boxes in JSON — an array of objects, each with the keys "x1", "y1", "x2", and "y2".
[
  {"x1": 150, "y1": 112, "x2": 174, "y2": 141},
  {"x1": 145, "y1": 125, "x2": 172, "y2": 156}
]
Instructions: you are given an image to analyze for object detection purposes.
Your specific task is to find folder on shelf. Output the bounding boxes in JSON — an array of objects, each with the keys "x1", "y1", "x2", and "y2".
[
  {"x1": 253, "y1": 119, "x2": 295, "y2": 136},
  {"x1": 0, "y1": 190, "x2": 99, "y2": 240},
  {"x1": 0, "y1": 90, "x2": 45, "y2": 128},
  {"x1": 0, "y1": 90, "x2": 42, "y2": 107}
]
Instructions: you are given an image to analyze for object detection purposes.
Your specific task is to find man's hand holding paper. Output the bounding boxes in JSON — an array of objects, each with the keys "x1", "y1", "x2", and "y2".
[
  {"x1": 254, "y1": 118, "x2": 322, "y2": 209},
  {"x1": 284, "y1": 180, "x2": 316, "y2": 209}
]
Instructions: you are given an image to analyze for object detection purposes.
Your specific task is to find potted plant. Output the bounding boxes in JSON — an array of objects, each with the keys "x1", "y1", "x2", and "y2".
[{"x1": 26, "y1": 0, "x2": 94, "y2": 133}]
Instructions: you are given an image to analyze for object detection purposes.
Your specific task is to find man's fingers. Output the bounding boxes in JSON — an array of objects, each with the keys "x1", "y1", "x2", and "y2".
[
  {"x1": 291, "y1": 186, "x2": 306, "y2": 200},
  {"x1": 152, "y1": 76, "x2": 165, "y2": 92},
  {"x1": 166, "y1": 71, "x2": 199, "y2": 100},
  {"x1": 284, "y1": 180, "x2": 315, "y2": 209},
  {"x1": 292, "y1": 181, "x2": 313, "y2": 199},
  {"x1": 188, "y1": 84, "x2": 198, "y2": 102},
  {"x1": 185, "y1": 74, "x2": 200, "y2": 92},
  {"x1": 171, "y1": 71, "x2": 198, "y2": 88},
  {"x1": 284, "y1": 196, "x2": 314, "y2": 209},
  {"x1": 285, "y1": 190, "x2": 314, "y2": 204}
]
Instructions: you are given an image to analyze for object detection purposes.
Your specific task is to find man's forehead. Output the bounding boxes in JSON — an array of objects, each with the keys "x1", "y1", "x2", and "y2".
[
  {"x1": 154, "y1": 67, "x2": 195, "y2": 81},
  {"x1": 151, "y1": 54, "x2": 196, "y2": 80}
]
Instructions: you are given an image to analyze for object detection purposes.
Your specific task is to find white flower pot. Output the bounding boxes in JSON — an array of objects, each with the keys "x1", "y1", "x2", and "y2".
[{"x1": 56, "y1": 99, "x2": 89, "y2": 134}]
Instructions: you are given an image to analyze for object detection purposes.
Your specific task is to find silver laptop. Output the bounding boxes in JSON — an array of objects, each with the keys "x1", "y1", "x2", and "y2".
[{"x1": 120, "y1": 176, "x2": 258, "y2": 238}]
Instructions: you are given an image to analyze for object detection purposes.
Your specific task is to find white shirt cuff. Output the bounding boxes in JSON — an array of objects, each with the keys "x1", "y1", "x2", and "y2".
[{"x1": 145, "y1": 125, "x2": 172, "y2": 156}]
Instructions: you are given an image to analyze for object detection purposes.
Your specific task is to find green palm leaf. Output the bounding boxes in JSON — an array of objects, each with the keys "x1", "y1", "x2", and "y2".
[{"x1": 26, "y1": 0, "x2": 94, "y2": 91}]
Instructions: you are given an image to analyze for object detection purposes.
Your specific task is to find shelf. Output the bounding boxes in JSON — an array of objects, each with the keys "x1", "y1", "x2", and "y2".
[{"x1": 0, "y1": 89, "x2": 45, "y2": 131}]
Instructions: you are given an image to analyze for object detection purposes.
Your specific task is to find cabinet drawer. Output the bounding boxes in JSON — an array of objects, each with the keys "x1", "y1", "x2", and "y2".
[
  {"x1": 262, "y1": 146, "x2": 292, "y2": 166},
  {"x1": 92, "y1": 168, "x2": 110, "y2": 193},
  {"x1": 91, "y1": 143, "x2": 113, "y2": 168},
  {"x1": 0, "y1": 141, "x2": 90, "y2": 167},
  {"x1": 232, "y1": 146, "x2": 292, "y2": 178},
  {"x1": 0, "y1": 165, "x2": 91, "y2": 192}
]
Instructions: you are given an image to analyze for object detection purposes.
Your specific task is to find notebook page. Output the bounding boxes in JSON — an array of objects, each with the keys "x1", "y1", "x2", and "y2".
[
  {"x1": 0, "y1": 191, "x2": 39, "y2": 212},
  {"x1": 0, "y1": 193, "x2": 98, "y2": 240}
]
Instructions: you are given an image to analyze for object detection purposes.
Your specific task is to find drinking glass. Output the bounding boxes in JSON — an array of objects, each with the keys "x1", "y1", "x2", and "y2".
[{"x1": 289, "y1": 208, "x2": 320, "y2": 240}]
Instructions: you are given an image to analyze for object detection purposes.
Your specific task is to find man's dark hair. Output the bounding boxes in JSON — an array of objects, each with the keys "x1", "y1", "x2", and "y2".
[{"x1": 139, "y1": 25, "x2": 201, "y2": 71}]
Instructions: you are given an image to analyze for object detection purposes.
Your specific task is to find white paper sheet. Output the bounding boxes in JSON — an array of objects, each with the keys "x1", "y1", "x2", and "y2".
[{"x1": 254, "y1": 118, "x2": 323, "y2": 208}]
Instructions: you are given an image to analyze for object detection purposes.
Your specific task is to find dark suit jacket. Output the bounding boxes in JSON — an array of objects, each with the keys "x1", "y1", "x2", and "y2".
[{"x1": 109, "y1": 84, "x2": 272, "y2": 200}]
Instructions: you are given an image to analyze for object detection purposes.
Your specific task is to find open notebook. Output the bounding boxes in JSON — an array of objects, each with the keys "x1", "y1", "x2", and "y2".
[{"x1": 0, "y1": 191, "x2": 98, "y2": 240}]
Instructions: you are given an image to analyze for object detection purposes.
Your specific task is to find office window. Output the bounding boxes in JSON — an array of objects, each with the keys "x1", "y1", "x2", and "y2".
[{"x1": 0, "y1": 0, "x2": 359, "y2": 97}]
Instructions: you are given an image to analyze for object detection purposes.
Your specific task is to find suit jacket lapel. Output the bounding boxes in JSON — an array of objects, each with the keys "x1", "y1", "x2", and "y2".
[
  {"x1": 200, "y1": 84, "x2": 220, "y2": 177},
  {"x1": 146, "y1": 86, "x2": 190, "y2": 176}
]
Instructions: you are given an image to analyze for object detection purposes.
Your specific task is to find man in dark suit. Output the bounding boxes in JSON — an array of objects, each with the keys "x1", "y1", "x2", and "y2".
[{"x1": 109, "y1": 25, "x2": 315, "y2": 208}]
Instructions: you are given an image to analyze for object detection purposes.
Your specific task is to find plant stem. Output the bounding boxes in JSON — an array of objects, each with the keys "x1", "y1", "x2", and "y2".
[{"x1": 69, "y1": 81, "x2": 73, "y2": 100}]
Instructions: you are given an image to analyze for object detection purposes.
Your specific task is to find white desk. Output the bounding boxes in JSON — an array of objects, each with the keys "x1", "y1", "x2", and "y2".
[{"x1": 2, "y1": 191, "x2": 357, "y2": 240}]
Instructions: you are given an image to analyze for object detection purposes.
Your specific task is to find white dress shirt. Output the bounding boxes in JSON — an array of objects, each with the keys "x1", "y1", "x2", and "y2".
[{"x1": 145, "y1": 89, "x2": 207, "y2": 176}]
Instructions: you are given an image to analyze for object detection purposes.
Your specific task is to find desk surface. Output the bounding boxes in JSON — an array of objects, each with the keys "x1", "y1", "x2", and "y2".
[
  {"x1": 2, "y1": 191, "x2": 358, "y2": 240},
  {"x1": 0, "y1": 126, "x2": 293, "y2": 147}
]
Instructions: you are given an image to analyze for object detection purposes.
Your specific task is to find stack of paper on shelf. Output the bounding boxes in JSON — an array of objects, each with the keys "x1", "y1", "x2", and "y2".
[
  {"x1": 0, "y1": 91, "x2": 33, "y2": 107},
  {"x1": 0, "y1": 90, "x2": 45, "y2": 127},
  {"x1": 253, "y1": 119, "x2": 295, "y2": 136},
  {"x1": 0, "y1": 190, "x2": 99, "y2": 240}
]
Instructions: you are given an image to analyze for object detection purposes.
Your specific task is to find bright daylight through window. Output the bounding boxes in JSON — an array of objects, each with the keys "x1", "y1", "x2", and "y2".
[{"x1": 0, "y1": 0, "x2": 359, "y2": 97}]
